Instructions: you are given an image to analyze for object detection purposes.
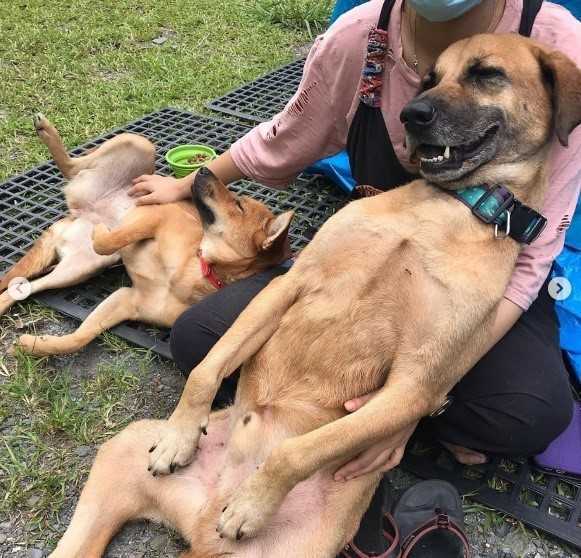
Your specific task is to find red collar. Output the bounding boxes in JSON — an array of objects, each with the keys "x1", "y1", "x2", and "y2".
[{"x1": 199, "y1": 254, "x2": 225, "y2": 290}]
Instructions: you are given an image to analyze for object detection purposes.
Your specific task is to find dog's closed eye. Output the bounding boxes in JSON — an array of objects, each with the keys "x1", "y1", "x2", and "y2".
[
  {"x1": 465, "y1": 62, "x2": 509, "y2": 85},
  {"x1": 235, "y1": 198, "x2": 244, "y2": 213}
]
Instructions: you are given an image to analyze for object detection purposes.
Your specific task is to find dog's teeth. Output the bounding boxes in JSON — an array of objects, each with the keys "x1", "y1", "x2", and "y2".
[{"x1": 444, "y1": 146, "x2": 450, "y2": 159}]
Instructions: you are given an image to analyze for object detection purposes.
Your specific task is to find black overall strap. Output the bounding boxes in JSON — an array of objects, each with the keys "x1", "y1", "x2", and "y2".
[
  {"x1": 519, "y1": 0, "x2": 543, "y2": 37},
  {"x1": 347, "y1": 0, "x2": 417, "y2": 192},
  {"x1": 378, "y1": 0, "x2": 397, "y2": 30}
]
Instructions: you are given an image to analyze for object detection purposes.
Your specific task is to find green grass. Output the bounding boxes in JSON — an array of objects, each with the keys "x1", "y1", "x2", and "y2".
[
  {"x1": 0, "y1": 348, "x2": 153, "y2": 539},
  {"x1": 253, "y1": 0, "x2": 333, "y2": 37},
  {"x1": 0, "y1": 0, "x2": 310, "y2": 180}
]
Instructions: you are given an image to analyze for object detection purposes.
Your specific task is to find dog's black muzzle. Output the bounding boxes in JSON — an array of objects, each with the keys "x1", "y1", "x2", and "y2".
[{"x1": 192, "y1": 167, "x2": 216, "y2": 226}]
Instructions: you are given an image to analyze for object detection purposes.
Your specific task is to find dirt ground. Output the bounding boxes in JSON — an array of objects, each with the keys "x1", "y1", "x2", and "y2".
[{"x1": 0, "y1": 307, "x2": 579, "y2": 558}]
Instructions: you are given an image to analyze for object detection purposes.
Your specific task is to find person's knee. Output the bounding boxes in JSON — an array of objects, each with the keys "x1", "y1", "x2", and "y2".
[
  {"x1": 525, "y1": 393, "x2": 574, "y2": 454},
  {"x1": 504, "y1": 397, "x2": 573, "y2": 456},
  {"x1": 436, "y1": 391, "x2": 574, "y2": 456},
  {"x1": 170, "y1": 306, "x2": 217, "y2": 375}
]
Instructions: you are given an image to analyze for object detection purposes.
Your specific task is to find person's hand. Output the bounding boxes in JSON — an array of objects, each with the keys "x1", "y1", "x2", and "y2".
[
  {"x1": 128, "y1": 173, "x2": 193, "y2": 205},
  {"x1": 334, "y1": 390, "x2": 418, "y2": 481}
]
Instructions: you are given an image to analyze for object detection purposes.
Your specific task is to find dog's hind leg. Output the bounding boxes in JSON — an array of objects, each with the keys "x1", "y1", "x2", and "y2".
[
  {"x1": 34, "y1": 113, "x2": 155, "y2": 181},
  {"x1": 0, "y1": 218, "x2": 68, "y2": 296},
  {"x1": 33, "y1": 114, "x2": 83, "y2": 179},
  {"x1": 0, "y1": 231, "x2": 117, "y2": 320},
  {"x1": 15, "y1": 286, "x2": 137, "y2": 356},
  {"x1": 217, "y1": 360, "x2": 439, "y2": 541},
  {"x1": 33, "y1": 114, "x2": 118, "y2": 179},
  {"x1": 49, "y1": 420, "x2": 166, "y2": 558}
]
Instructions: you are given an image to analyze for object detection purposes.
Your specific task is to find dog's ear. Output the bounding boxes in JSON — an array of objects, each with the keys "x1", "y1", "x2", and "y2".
[
  {"x1": 262, "y1": 211, "x2": 294, "y2": 251},
  {"x1": 536, "y1": 47, "x2": 581, "y2": 147}
]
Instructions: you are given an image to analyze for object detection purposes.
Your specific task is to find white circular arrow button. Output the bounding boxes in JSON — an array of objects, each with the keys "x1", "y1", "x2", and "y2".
[
  {"x1": 7, "y1": 277, "x2": 32, "y2": 301},
  {"x1": 548, "y1": 277, "x2": 572, "y2": 301}
]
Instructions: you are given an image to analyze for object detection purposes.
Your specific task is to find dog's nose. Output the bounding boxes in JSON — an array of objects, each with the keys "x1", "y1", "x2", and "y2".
[{"x1": 400, "y1": 100, "x2": 437, "y2": 128}]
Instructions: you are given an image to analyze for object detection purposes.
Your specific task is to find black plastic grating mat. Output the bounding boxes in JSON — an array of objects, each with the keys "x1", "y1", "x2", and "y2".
[
  {"x1": 207, "y1": 58, "x2": 305, "y2": 123},
  {"x1": 0, "y1": 108, "x2": 349, "y2": 358},
  {"x1": 401, "y1": 441, "x2": 581, "y2": 547}
]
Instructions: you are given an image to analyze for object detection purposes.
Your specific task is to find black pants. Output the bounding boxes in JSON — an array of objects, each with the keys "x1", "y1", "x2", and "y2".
[{"x1": 171, "y1": 265, "x2": 573, "y2": 457}]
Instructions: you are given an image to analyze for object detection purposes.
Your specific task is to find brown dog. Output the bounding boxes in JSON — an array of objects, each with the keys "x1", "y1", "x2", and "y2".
[
  {"x1": 0, "y1": 116, "x2": 293, "y2": 355},
  {"x1": 49, "y1": 35, "x2": 581, "y2": 558}
]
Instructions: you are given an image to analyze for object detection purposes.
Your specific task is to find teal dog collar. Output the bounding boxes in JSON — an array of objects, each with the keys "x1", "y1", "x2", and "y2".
[{"x1": 451, "y1": 185, "x2": 546, "y2": 244}]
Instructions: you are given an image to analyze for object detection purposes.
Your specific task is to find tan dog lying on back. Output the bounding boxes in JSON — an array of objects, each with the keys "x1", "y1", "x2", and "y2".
[
  {"x1": 50, "y1": 35, "x2": 581, "y2": 558},
  {"x1": 0, "y1": 118, "x2": 293, "y2": 355}
]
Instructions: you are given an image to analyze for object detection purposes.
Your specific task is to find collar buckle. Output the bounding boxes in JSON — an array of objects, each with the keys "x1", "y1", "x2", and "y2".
[
  {"x1": 471, "y1": 185, "x2": 514, "y2": 224},
  {"x1": 494, "y1": 208, "x2": 512, "y2": 240}
]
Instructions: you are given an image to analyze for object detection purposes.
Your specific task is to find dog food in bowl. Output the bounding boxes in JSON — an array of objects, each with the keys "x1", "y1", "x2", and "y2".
[{"x1": 165, "y1": 145, "x2": 218, "y2": 178}]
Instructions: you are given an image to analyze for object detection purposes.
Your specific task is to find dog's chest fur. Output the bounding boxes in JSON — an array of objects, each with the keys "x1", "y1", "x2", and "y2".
[{"x1": 241, "y1": 180, "x2": 520, "y2": 415}]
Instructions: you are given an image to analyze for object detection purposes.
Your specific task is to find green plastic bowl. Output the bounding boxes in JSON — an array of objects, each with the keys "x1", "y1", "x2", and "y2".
[{"x1": 165, "y1": 144, "x2": 217, "y2": 178}]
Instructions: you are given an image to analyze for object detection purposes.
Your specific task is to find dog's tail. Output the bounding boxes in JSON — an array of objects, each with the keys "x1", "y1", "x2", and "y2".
[{"x1": 0, "y1": 220, "x2": 64, "y2": 294}]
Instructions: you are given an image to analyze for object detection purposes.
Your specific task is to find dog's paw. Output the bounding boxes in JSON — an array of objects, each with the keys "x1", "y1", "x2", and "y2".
[
  {"x1": 33, "y1": 112, "x2": 46, "y2": 130},
  {"x1": 33, "y1": 113, "x2": 52, "y2": 138},
  {"x1": 148, "y1": 417, "x2": 208, "y2": 476},
  {"x1": 217, "y1": 474, "x2": 285, "y2": 541},
  {"x1": 13, "y1": 334, "x2": 43, "y2": 355}
]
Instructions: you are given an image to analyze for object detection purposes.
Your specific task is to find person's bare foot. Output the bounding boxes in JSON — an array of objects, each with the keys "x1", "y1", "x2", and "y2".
[{"x1": 441, "y1": 441, "x2": 488, "y2": 465}]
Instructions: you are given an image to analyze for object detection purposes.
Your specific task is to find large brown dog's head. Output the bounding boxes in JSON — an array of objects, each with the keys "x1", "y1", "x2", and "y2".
[
  {"x1": 401, "y1": 34, "x2": 581, "y2": 188},
  {"x1": 192, "y1": 167, "x2": 294, "y2": 271}
]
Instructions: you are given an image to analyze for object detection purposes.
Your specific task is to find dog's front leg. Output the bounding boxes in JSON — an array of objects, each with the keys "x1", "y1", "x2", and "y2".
[
  {"x1": 217, "y1": 366, "x2": 441, "y2": 541},
  {"x1": 148, "y1": 274, "x2": 301, "y2": 475}
]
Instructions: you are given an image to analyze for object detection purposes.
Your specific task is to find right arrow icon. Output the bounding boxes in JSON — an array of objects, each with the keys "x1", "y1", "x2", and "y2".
[{"x1": 548, "y1": 277, "x2": 572, "y2": 301}]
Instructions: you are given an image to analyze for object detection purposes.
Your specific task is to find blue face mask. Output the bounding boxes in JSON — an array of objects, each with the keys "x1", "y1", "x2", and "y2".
[{"x1": 407, "y1": 0, "x2": 483, "y2": 22}]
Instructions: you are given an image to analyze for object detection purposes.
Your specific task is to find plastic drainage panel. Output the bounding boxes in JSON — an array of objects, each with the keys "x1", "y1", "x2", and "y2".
[
  {"x1": 0, "y1": 108, "x2": 349, "y2": 358},
  {"x1": 207, "y1": 58, "x2": 306, "y2": 123},
  {"x1": 401, "y1": 441, "x2": 581, "y2": 547}
]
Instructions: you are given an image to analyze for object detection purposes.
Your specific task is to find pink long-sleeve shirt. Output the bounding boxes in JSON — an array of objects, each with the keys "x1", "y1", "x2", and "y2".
[{"x1": 231, "y1": 0, "x2": 581, "y2": 310}]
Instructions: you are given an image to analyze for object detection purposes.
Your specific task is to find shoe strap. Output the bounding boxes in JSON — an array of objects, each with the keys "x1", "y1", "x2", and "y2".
[
  {"x1": 341, "y1": 513, "x2": 400, "y2": 558},
  {"x1": 400, "y1": 513, "x2": 471, "y2": 558}
]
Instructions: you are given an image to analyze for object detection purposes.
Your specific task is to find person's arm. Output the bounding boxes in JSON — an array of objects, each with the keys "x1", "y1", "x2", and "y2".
[
  {"x1": 128, "y1": 150, "x2": 243, "y2": 205},
  {"x1": 334, "y1": 298, "x2": 522, "y2": 480},
  {"x1": 129, "y1": 11, "x2": 369, "y2": 204},
  {"x1": 127, "y1": 35, "x2": 344, "y2": 205}
]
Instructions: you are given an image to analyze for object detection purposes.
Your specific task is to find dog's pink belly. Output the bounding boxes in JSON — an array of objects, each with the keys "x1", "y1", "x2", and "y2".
[{"x1": 164, "y1": 410, "x2": 340, "y2": 557}]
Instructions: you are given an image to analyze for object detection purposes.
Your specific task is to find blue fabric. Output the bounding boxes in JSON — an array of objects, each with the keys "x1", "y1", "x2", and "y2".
[
  {"x1": 330, "y1": 0, "x2": 369, "y2": 23},
  {"x1": 306, "y1": 150, "x2": 356, "y2": 193},
  {"x1": 552, "y1": 196, "x2": 581, "y2": 384},
  {"x1": 531, "y1": 0, "x2": 580, "y2": 384},
  {"x1": 552, "y1": 0, "x2": 581, "y2": 20}
]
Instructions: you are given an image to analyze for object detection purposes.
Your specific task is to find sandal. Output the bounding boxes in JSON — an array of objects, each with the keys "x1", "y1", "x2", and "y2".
[
  {"x1": 340, "y1": 480, "x2": 470, "y2": 558},
  {"x1": 340, "y1": 478, "x2": 400, "y2": 558},
  {"x1": 393, "y1": 480, "x2": 471, "y2": 558},
  {"x1": 340, "y1": 513, "x2": 399, "y2": 558}
]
